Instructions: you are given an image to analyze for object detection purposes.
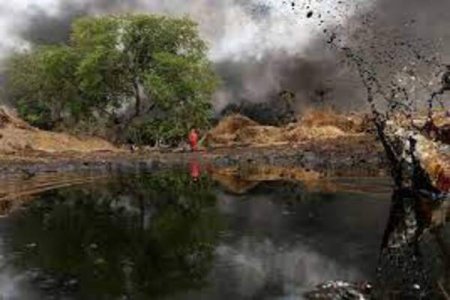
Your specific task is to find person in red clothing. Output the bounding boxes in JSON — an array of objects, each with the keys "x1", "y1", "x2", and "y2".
[{"x1": 188, "y1": 128, "x2": 199, "y2": 152}]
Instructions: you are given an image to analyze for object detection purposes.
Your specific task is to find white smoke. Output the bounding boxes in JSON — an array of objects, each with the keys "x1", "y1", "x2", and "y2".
[
  {"x1": 0, "y1": 0, "x2": 366, "y2": 61},
  {"x1": 0, "y1": 0, "x2": 59, "y2": 58}
]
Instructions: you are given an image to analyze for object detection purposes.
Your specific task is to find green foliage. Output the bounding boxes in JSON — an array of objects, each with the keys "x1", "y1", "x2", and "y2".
[
  {"x1": 5, "y1": 14, "x2": 218, "y2": 144},
  {"x1": 125, "y1": 45, "x2": 216, "y2": 145},
  {"x1": 126, "y1": 118, "x2": 184, "y2": 146},
  {"x1": 6, "y1": 46, "x2": 81, "y2": 128}
]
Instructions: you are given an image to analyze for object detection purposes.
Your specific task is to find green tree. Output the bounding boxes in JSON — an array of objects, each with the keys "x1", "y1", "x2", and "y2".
[
  {"x1": 5, "y1": 14, "x2": 218, "y2": 144},
  {"x1": 8, "y1": 171, "x2": 223, "y2": 298}
]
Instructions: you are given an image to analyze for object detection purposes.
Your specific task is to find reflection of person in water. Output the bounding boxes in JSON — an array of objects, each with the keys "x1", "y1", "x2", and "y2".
[{"x1": 189, "y1": 157, "x2": 201, "y2": 182}]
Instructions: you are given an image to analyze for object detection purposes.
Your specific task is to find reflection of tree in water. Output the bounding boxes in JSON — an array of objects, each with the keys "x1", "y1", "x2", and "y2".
[{"x1": 7, "y1": 171, "x2": 223, "y2": 299}]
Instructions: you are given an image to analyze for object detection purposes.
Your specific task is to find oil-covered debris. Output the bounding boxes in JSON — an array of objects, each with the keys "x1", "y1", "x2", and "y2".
[
  {"x1": 305, "y1": 185, "x2": 450, "y2": 299},
  {"x1": 305, "y1": 281, "x2": 371, "y2": 300},
  {"x1": 373, "y1": 188, "x2": 438, "y2": 299}
]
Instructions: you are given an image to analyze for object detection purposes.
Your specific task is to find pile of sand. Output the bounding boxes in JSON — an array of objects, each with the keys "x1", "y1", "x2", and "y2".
[
  {"x1": 0, "y1": 107, "x2": 117, "y2": 154},
  {"x1": 207, "y1": 110, "x2": 367, "y2": 148}
]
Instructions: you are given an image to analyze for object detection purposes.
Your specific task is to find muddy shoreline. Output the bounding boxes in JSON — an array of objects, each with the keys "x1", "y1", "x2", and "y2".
[{"x1": 0, "y1": 136, "x2": 387, "y2": 178}]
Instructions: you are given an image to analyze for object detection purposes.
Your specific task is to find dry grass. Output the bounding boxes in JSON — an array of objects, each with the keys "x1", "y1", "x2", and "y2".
[
  {"x1": 210, "y1": 114, "x2": 259, "y2": 136},
  {"x1": 285, "y1": 125, "x2": 346, "y2": 141},
  {"x1": 207, "y1": 109, "x2": 368, "y2": 148},
  {"x1": 300, "y1": 108, "x2": 369, "y2": 132}
]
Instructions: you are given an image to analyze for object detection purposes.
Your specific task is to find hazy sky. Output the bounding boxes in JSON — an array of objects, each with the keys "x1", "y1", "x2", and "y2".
[{"x1": 0, "y1": 0, "x2": 378, "y2": 110}]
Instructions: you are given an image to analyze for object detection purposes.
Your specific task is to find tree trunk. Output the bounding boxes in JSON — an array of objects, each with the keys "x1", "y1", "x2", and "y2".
[
  {"x1": 133, "y1": 79, "x2": 141, "y2": 117},
  {"x1": 51, "y1": 100, "x2": 62, "y2": 127}
]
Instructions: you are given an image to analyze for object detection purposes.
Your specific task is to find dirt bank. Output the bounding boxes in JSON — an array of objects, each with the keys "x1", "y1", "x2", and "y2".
[
  {"x1": 0, "y1": 108, "x2": 386, "y2": 178},
  {"x1": 0, "y1": 134, "x2": 386, "y2": 179},
  {"x1": 0, "y1": 107, "x2": 117, "y2": 154}
]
